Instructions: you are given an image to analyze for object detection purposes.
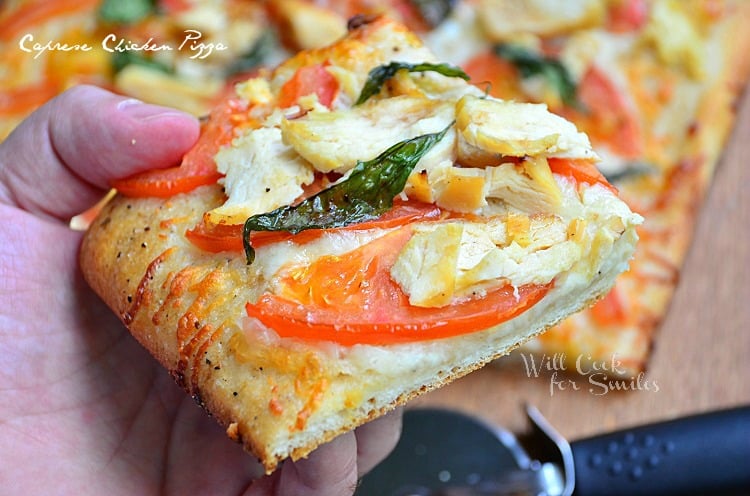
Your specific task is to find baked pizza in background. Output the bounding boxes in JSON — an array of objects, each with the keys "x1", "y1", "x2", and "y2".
[
  {"x1": 0, "y1": 0, "x2": 279, "y2": 136},
  {"x1": 440, "y1": 0, "x2": 750, "y2": 376},
  {"x1": 2, "y1": 0, "x2": 749, "y2": 379}
]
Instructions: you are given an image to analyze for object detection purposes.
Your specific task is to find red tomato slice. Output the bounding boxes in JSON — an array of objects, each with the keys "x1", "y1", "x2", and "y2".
[
  {"x1": 277, "y1": 64, "x2": 339, "y2": 109},
  {"x1": 590, "y1": 285, "x2": 628, "y2": 326},
  {"x1": 184, "y1": 222, "x2": 244, "y2": 253},
  {"x1": 111, "y1": 168, "x2": 223, "y2": 199},
  {"x1": 185, "y1": 199, "x2": 443, "y2": 253},
  {"x1": 462, "y1": 51, "x2": 524, "y2": 100},
  {"x1": 607, "y1": 0, "x2": 649, "y2": 32},
  {"x1": 548, "y1": 158, "x2": 618, "y2": 194},
  {"x1": 246, "y1": 226, "x2": 552, "y2": 345},
  {"x1": 566, "y1": 66, "x2": 644, "y2": 159},
  {"x1": 111, "y1": 96, "x2": 250, "y2": 198}
]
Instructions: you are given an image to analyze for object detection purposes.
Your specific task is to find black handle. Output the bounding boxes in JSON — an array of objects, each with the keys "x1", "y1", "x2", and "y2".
[{"x1": 570, "y1": 405, "x2": 750, "y2": 496}]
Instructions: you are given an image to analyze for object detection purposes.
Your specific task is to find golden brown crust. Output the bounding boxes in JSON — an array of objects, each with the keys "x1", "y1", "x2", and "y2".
[{"x1": 81, "y1": 187, "x2": 314, "y2": 471}]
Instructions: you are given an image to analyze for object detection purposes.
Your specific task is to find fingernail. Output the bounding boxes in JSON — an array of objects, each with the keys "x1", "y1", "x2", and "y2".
[
  {"x1": 117, "y1": 98, "x2": 191, "y2": 122},
  {"x1": 116, "y1": 98, "x2": 144, "y2": 110}
]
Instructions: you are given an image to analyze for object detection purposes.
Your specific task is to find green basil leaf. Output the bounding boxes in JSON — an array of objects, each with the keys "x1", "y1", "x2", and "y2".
[
  {"x1": 494, "y1": 43, "x2": 578, "y2": 107},
  {"x1": 242, "y1": 123, "x2": 452, "y2": 264},
  {"x1": 99, "y1": 0, "x2": 156, "y2": 24},
  {"x1": 356, "y1": 61, "x2": 469, "y2": 105}
]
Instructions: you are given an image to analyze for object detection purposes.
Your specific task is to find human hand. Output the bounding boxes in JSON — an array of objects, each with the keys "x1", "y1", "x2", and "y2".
[{"x1": 0, "y1": 85, "x2": 401, "y2": 495}]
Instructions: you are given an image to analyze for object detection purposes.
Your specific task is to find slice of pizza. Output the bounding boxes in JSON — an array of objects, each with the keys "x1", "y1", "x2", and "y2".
[{"x1": 80, "y1": 16, "x2": 642, "y2": 472}]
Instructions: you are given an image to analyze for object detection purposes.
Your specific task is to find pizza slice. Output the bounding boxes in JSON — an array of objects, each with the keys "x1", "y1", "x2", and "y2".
[{"x1": 80, "y1": 16, "x2": 641, "y2": 472}]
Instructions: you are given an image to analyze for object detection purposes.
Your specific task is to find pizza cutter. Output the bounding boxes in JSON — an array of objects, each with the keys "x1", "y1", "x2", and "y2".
[{"x1": 356, "y1": 405, "x2": 750, "y2": 496}]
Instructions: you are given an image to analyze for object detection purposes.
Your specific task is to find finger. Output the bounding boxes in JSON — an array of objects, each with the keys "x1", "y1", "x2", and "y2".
[
  {"x1": 247, "y1": 432, "x2": 359, "y2": 496},
  {"x1": 245, "y1": 408, "x2": 404, "y2": 496},
  {"x1": 355, "y1": 407, "x2": 403, "y2": 476},
  {"x1": 277, "y1": 432, "x2": 359, "y2": 496},
  {"x1": 0, "y1": 84, "x2": 199, "y2": 221}
]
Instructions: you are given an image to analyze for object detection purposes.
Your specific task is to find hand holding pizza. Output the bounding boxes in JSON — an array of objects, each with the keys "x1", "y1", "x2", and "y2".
[{"x1": 0, "y1": 85, "x2": 401, "y2": 496}]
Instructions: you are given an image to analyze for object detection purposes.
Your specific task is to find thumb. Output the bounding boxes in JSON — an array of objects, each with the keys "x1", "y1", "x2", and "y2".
[
  {"x1": 0, "y1": 84, "x2": 200, "y2": 221},
  {"x1": 247, "y1": 432, "x2": 359, "y2": 496}
]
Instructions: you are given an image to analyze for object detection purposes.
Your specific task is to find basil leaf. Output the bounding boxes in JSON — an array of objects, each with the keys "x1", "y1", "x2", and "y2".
[
  {"x1": 242, "y1": 123, "x2": 452, "y2": 264},
  {"x1": 112, "y1": 51, "x2": 172, "y2": 74},
  {"x1": 99, "y1": 0, "x2": 156, "y2": 24},
  {"x1": 494, "y1": 43, "x2": 578, "y2": 107},
  {"x1": 408, "y1": 0, "x2": 457, "y2": 28},
  {"x1": 356, "y1": 62, "x2": 469, "y2": 105}
]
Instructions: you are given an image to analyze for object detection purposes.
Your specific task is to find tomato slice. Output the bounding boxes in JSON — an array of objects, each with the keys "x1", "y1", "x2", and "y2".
[
  {"x1": 245, "y1": 226, "x2": 551, "y2": 345},
  {"x1": 548, "y1": 158, "x2": 618, "y2": 194},
  {"x1": 111, "y1": 167, "x2": 223, "y2": 199},
  {"x1": 564, "y1": 66, "x2": 644, "y2": 159},
  {"x1": 111, "y1": 96, "x2": 251, "y2": 198},
  {"x1": 186, "y1": 199, "x2": 443, "y2": 253},
  {"x1": 607, "y1": 0, "x2": 649, "y2": 32},
  {"x1": 462, "y1": 51, "x2": 524, "y2": 100},
  {"x1": 277, "y1": 63, "x2": 339, "y2": 109},
  {"x1": 590, "y1": 285, "x2": 628, "y2": 326}
]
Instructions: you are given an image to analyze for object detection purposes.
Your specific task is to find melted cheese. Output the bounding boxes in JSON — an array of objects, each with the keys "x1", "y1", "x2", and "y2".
[{"x1": 235, "y1": 77, "x2": 274, "y2": 105}]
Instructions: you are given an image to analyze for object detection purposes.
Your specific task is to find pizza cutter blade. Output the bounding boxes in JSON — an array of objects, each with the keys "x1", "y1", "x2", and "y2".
[
  {"x1": 355, "y1": 407, "x2": 566, "y2": 496},
  {"x1": 356, "y1": 405, "x2": 750, "y2": 496}
]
